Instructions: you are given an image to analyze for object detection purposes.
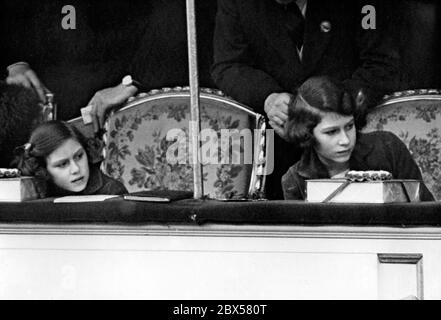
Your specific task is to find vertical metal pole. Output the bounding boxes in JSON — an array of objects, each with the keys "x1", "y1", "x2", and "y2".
[{"x1": 186, "y1": 0, "x2": 204, "y2": 199}]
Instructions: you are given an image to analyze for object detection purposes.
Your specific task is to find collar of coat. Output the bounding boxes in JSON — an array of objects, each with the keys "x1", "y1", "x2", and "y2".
[{"x1": 81, "y1": 165, "x2": 105, "y2": 195}]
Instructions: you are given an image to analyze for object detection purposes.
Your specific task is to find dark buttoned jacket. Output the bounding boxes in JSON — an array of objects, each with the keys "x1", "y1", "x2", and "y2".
[
  {"x1": 211, "y1": 0, "x2": 400, "y2": 114},
  {"x1": 281, "y1": 131, "x2": 435, "y2": 201}
]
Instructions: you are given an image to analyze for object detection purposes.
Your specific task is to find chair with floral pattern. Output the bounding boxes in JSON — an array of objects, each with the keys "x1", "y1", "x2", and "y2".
[
  {"x1": 70, "y1": 87, "x2": 268, "y2": 199},
  {"x1": 362, "y1": 89, "x2": 441, "y2": 200}
]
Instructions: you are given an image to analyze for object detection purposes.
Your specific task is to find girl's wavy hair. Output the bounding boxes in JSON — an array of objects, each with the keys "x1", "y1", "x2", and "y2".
[
  {"x1": 11, "y1": 121, "x2": 91, "y2": 196},
  {"x1": 284, "y1": 76, "x2": 368, "y2": 148}
]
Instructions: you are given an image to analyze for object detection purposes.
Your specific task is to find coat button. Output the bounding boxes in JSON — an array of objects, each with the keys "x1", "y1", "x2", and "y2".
[{"x1": 320, "y1": 21, "x2": 331, "y2": 33}]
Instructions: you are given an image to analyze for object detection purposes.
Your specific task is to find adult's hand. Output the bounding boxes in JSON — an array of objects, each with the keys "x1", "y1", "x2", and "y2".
[
  {"x1": 264, "y1": 92, "x2": 292, "y2": 139},
  {"x1": 6, "y1": 62, "x2": 47, "y2": 102},
  {"x1": 87, "y1": 83, "x2": 138, "y2": 133}
]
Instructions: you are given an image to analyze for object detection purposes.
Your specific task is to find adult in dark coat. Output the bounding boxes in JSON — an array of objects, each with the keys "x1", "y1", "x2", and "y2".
[
  {"x1": 0, "y1": 82, "x2": 40, "y2": 167},
  {"x1": 211, "y1": 0, "x2": 400, "y2": 199},
  {"x1": 1, "y1": 0, "x2": 217, "y2": 126}
]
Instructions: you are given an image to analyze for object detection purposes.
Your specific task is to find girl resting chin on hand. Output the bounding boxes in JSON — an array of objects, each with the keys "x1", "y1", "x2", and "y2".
[
  {"x1": 282, "y1": 76, "x2": 434, "y2": 201},
  {"x1": 13, "y1": 120, "x2": 127, "y2": 197}
]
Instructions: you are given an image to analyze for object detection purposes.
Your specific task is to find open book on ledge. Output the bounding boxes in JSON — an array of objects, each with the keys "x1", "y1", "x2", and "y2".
[{"x1": 123, "y1": 190, "x2": 194, "y2": 203}]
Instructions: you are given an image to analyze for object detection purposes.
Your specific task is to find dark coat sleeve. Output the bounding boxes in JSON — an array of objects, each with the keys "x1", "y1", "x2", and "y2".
[
  {"x1": 384, "y1": 132, "x2": 435, "y2": 202},
  {"x1": 211, "y1": 0, "x2": 284, "y2": 113},
  {"x1": 281, "y1": 168, "x2": 306, "y2": 200},
  {"x1": 343, "y1": 0, "x2": 400, "y2": 107}
]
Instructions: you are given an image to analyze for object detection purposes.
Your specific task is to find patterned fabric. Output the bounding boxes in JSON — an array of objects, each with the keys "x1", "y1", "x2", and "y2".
[
  {"x1": 68, "y1": 118, "x2": 105, "y2": 165},
  {"x1": 362, "y1": 96, "x2": 441, "y2": 200},
  {"x1": 99, "y1": 92, "x2": 261, "y2": 199}
]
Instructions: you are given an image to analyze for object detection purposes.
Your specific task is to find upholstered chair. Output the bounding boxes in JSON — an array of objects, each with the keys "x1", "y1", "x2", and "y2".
[
  {"x1": 69, "y1": 88, "x2": 267, "y2": 199},
  {"x1": 362, "y1": 90, "x2": 441, "y2": 200}
]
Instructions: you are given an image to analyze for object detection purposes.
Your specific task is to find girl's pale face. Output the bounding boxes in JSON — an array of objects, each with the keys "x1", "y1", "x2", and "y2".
[
  {"x1": 312, "y1": 112, "x2": 356, "y2": 169},
  {"x1": 46, "y1": 138, "x2": 90, "y2": 193}
]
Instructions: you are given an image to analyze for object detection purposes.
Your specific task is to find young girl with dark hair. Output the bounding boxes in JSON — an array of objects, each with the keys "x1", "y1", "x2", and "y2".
[
  {"x1": 282, "y1": 76, "x2": 434, "y2": 201},
  {"x1": 13, "y1": 120, "x2": 127, "y2": 197}
]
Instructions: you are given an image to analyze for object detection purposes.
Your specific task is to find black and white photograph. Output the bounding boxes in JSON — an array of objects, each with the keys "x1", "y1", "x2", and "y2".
[{"x1": 0, "y1": 0, "x2": 440, "y2": 303}]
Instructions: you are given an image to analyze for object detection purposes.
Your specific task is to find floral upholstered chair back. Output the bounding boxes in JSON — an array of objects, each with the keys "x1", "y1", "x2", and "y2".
[
  {"x1": 70, "y1": 88, "x2": 267, "y2": 199},
  {"x1": 362, "y1": 90, "x2": 441, "y2": 200}
]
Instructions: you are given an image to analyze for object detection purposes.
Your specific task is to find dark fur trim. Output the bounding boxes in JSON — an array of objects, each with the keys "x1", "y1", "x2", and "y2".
[{"x1": 0, "y1": 81, "x2": 41, "y2": 167}]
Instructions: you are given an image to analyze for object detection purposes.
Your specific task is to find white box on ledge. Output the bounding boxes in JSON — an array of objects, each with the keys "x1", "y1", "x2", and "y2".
[
  {"x1": 0, "y1": 177, "x2": 40, "y2": 202},
  {"x1": 306, "y1": 179, "x2": 421, "y2": 203}
]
